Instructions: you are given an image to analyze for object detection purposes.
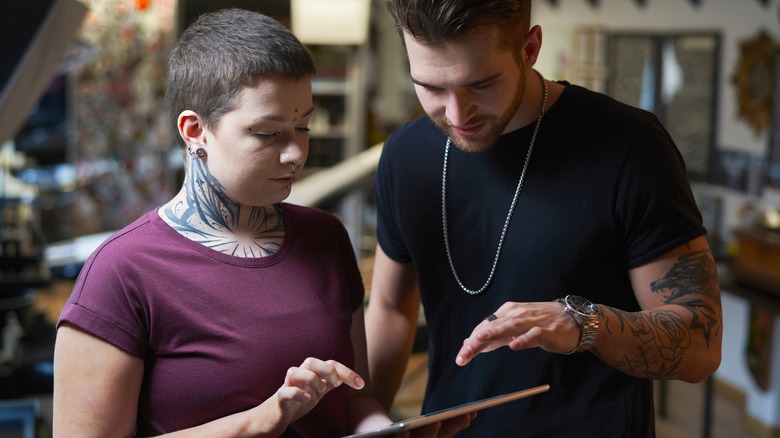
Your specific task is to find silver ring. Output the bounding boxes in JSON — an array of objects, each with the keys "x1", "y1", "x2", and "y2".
[
  {"x1": 291, "y1": 163, "x2": 298, "y2": 171},
  {"x1": 484, "y1": 313, "x2": 498, "y2": 322}
]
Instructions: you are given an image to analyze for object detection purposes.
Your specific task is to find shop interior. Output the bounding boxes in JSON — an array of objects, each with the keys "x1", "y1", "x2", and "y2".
[{"x1": 1, "y1": 0, "x2": 780, "y2": 436}]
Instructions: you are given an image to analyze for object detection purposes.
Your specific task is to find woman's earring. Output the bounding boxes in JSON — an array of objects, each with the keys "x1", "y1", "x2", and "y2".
[{"x1": 195, "y1": 148, "x2": 206, "y2": 158}]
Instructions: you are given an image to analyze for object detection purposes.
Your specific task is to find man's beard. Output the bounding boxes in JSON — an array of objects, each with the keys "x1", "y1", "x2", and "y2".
[{"x1": 435, "y1": 75, "x2": 526, "y2": 154}]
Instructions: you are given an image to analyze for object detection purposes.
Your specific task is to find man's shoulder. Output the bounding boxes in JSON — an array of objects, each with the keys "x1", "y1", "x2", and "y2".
[{"x1": 559, "y1": 83, "x2": 658, "y2": 125}]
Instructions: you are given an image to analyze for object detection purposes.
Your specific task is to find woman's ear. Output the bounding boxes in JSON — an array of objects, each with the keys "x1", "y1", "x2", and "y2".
[{"x1": 178, "y1": 110, "x2": 204, "y2": 147}]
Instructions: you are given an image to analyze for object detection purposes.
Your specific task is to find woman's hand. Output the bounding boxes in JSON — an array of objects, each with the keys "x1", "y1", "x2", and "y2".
[{"x1": 253, "y1": 357, "x2": 365, "y2": 436}]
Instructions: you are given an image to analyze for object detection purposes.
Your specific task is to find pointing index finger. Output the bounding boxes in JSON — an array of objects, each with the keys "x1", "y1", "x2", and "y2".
[{"x1": 325, "y1": 360, "x2": 365, "y2": 390}]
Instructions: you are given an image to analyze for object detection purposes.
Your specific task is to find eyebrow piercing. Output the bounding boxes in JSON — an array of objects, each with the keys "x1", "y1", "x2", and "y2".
[{"x1": 293, "y1": 107, "x2": 298, "y2": 121}]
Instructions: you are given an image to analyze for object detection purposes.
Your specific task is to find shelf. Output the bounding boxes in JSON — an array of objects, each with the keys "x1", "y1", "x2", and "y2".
[
  {"x1": 310, "y1": 127, "x2": 348, "y2": 139},
  {"x1": 312, "y1": 78, "x2": 348, "y2": 95},
  {"x1": 302, "y1": 43, "x2": 369, "y2": 254},
  {"x1": 718, "y1": 263, "x2": 780, "y2": 313}
]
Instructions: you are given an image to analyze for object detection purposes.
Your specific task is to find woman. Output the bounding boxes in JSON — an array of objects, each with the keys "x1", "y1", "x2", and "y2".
[{"x1": 52, "y1": 8, "x2": 394, "y2": 437}]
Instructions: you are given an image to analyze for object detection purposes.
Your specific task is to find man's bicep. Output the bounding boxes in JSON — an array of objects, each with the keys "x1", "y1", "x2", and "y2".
[
  {"x1": 368, "y1": 244, "x2": 420, "y2": 316},
  {"x1": 628, "y1": 235, "x2": 720, "y2": 310}
]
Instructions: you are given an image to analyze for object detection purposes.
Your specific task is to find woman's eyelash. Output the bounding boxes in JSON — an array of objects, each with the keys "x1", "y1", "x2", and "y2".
[
  {"x1": 253, "y1": 128, "x2": 309, "y2": 138},
  {"x1": 254, "y1": 131, "x2": 281, "y2": 138}
]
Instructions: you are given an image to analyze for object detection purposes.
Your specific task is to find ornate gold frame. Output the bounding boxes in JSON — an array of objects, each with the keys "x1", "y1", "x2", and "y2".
[{"x1": 731, "y1": 29, "x2": 778, "y2": 136}]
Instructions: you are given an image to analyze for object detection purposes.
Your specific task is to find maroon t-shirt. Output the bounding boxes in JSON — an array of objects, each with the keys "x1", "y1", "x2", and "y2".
[{"x1": 58, "y1": 203, "x2": 364, "y2": 437}]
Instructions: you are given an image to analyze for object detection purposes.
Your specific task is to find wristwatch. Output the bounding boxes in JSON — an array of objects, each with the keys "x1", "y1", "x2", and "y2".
[{"x1": 555, "y1": 294, "x2": 599, "y2": 354}]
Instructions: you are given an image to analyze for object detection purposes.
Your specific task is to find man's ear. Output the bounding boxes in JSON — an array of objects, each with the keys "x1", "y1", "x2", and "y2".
[
  {"x1": 522, "y1": 25, "x2": 543, "y2": 66},
  {"x1": 178, "y1": 110, "x2": 205, "y2": 147}
]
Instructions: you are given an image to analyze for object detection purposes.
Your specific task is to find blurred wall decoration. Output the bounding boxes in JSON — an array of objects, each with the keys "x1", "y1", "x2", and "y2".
[
  {"x1": 65, "y1": 0, "x2": 177, "y2": 239},
  {"x1": 731, "y1": 29, "x2": 778, "y2": 138}
]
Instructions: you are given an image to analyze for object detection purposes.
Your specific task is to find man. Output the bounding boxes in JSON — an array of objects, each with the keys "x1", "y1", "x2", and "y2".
[{"x1": 365, "y1": 0, "x2": 722, "y2": 436}]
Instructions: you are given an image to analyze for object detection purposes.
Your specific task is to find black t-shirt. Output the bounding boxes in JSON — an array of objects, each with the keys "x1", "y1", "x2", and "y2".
[{"x1": 374, "y1": 83, "x2": 705, "y2": 437}]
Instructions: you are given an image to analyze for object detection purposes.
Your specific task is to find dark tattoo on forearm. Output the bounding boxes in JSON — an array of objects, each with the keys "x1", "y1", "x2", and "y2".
[
  {"x1": 609, "y1": 309, "x2": 690, "y2": 378},
  {"x1": 602, "y1": 249, "x2": 721, "y2": 379}
]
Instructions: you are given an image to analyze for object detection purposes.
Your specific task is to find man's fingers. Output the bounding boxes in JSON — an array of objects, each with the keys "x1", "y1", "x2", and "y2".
[
  {"x1": 432, "y1": 413, "x2": 476, "y2": 437},
  {"x1": 456, "y1": 320, "x2": 511, "y2": 366},
  {"x1": 409, "y1": 421, "x2": 441, "y2": 437},
  {"x1": 405, "y1": 413, "x2": 476, "y2": 438}
]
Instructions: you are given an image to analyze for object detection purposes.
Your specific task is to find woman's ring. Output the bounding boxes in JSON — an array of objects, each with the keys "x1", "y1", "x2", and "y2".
[{"x1": 484, "y1": 313, "x2": 498, "y2": 322}]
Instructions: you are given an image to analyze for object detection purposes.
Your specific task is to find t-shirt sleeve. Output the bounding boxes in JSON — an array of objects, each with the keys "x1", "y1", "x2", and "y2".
[
  {"x1": 329, "y1": 215, "x2": 366, "y2": 312},
  {"x1": 616, "y1": 116, "x2": 706, "y2": 268},
  {"x1": 57, "y1": 242, "x2": 149, "y2": 358},
  {"x1": 374, "y1": 134, "x2": 413, "y2": 264}
]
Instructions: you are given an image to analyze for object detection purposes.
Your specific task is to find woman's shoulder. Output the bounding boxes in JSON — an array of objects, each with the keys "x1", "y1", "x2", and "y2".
[
  {"x1": 75, "y1": 210, "x2": 163, "y2": 278},
  {"x1": 91, "y1": 210, "x2": 159, "y2": 253}
]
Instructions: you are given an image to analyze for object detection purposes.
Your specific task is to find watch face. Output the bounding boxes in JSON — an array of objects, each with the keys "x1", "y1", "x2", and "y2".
[{"x1": 566, "y1": 295, "x2": 597, "y2": 315}]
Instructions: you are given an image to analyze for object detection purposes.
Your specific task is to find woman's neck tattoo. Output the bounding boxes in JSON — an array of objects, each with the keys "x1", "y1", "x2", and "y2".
[{"x1": 163, "y1": 157, "x2": 285, "y2": 257}]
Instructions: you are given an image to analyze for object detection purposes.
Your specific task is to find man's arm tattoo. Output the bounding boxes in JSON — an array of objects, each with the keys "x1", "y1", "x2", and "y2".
[{"x1": 600, "y1": 250, "x2": 721, "y2": 378}]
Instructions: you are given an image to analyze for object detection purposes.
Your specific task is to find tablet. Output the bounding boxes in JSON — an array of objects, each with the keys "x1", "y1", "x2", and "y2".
[{"x1": 341, "y1": 384, "x2": 550, "y2": 438}]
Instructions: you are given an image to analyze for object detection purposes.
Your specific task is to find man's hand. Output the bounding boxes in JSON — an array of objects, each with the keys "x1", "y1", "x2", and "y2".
[
  {"x1": 455, "y1": 301, "x2": 581, "y2": 366},
  {"x1": 397, "y1": 413, "x2": 477, "y2": 437}
]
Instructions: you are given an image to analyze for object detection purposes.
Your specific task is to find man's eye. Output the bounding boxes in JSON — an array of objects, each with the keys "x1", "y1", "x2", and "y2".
[{"x1": 416, "y1": 84, "x2": 440, "y2": 93}]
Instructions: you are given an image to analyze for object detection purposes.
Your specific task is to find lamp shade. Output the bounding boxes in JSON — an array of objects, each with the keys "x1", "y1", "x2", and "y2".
[{"x1": 291, "y1": 0, "x2": 370, "y2": 45}]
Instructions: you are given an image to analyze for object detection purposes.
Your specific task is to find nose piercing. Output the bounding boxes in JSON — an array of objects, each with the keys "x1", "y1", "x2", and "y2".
[{"x1": 291, "y1": 163, "x2": 298, "y2": 171}]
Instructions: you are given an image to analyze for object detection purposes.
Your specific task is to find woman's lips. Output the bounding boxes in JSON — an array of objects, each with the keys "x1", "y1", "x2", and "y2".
[{"x1": 272, "y1": 177, "x2": 296, "y2": 185}]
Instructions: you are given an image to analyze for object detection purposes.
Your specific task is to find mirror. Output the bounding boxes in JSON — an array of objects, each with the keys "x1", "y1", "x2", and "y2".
[{"x1": 731, "y1": 29, "x2": 778, "y2": 137}]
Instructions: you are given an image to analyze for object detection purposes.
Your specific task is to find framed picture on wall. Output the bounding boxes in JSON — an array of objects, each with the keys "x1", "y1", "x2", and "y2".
[{"x1": 769, "y1": 49, "x2": 780, "y2": 171}]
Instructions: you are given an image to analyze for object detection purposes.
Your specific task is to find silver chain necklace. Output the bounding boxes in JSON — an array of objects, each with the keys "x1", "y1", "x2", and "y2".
[{"x1": 441, "y1": 71, "x2": 548, "y2": 295}]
